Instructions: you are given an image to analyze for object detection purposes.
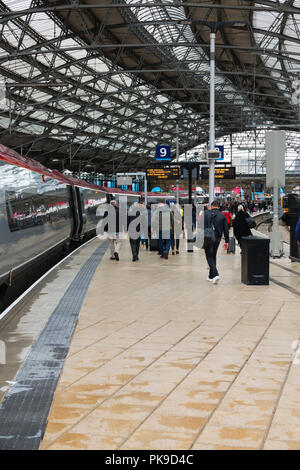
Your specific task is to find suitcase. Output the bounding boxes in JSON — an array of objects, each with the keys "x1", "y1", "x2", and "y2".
[
  {"x1": 150, "y1": 236, "x2": 159, "y2": 251},
  {"x1": 227, "y1": 237, "x2": 236, "y2": 254}
]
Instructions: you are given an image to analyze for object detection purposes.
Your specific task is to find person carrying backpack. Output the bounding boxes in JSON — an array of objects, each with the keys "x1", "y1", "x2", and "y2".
[{"x1": 204, "y1": 200, "x2": 229, "y2": 284}]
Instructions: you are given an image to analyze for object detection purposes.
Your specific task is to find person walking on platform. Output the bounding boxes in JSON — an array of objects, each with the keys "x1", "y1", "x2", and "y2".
[
  {"x1": 144, "y1": 204, "x2": 152, "y2": 250},
  {"x1": 204, "y1": 200, "x2": 229, "y2": 284},
  {"x1": 296, "y1": 216, "x2": 300, "y2": 244},
  {"x1": 233, "y1": 204, "x2": 253, "y2": 247},
  {"x1": 221, "y1": 204, "x2": 232, "y2": 228},
  {"x1": 105, "y1": 200, "x2": 122, "y2": 261},
  {"x1": 127, "y1": 200, "x2": 147, "y2": 262},
  {"x1": 152, "y1": 203, "x2": 174, "y2": 259},
  {"x1": 171, "y1": 204, "x2": 182, "y2": 255}
]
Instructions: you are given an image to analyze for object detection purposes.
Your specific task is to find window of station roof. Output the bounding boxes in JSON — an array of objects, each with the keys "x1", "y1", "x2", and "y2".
[
  {"x1": 20, "y1": 122, "x2": 46, "y2": 134},
  {"x1": 4, "y1": 0, "x2": 32, "y2": 9},
  {"x1": 0, "y1": 0, "x2": 298, "y2": 169},
  {"x1": 29, "y1": 89, "x2": 53, "y2": 101}
]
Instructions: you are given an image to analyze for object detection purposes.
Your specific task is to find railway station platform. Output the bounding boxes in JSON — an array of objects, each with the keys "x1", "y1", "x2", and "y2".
[{"x1": 0, "y1": 234, "x2": 300, "y2": 450}]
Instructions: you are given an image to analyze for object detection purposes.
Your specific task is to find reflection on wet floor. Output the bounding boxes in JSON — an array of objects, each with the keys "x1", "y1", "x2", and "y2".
[{"x1": 0, "y1": 240, "x2": 101, "y2": 405}]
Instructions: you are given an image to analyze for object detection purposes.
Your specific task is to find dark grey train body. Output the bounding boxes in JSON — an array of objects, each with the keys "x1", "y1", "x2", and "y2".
[{"x1": 0, "y1": 159, "x2": 110, "y2": 311}]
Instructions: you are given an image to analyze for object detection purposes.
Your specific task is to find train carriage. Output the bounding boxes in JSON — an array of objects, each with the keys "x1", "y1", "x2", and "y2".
[{"x1": 0, "y1": 146, "x2": 108, "y2": 310}]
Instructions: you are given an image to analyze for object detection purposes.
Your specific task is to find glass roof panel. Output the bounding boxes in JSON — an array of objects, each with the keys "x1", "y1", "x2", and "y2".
[{"x1": 0, "y1": 0, "x2": 298, "y2": 169}]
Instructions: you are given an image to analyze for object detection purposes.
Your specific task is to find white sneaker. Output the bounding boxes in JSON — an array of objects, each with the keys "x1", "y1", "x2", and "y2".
[
  {"x1": 212, "y1": 276, "x2": 220, "y2": 284},
  {"x1": 206, "y1": 277, "x2": 213, "y2": 282}
]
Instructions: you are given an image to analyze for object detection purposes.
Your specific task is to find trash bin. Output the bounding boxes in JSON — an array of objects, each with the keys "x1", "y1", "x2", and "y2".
[{"x1": 241, "y1": 236, "x2": 270, "y2": 285}]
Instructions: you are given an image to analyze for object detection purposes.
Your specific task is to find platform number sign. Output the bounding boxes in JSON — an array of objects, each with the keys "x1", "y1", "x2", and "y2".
[
  {"x1": 156, "y1": 145, "x2": 171, "y2": 161},
  {"x1": 215, "y1": 145, "x2": 224, "y2": 161}
]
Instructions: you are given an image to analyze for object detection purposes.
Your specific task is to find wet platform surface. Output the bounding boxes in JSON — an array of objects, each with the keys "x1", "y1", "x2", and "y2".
[{"x1": 1, "y1": 234, "x2": 300, "y2": 450}]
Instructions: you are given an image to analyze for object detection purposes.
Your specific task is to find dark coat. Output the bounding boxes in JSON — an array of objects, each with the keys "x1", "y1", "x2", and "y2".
[
  {"x1": 296, "y1": 217, "x2": 300, "y2": 242},
  {"x1": 127, "y1": 203, "x2": 147, "y2": 237},
  {"x1": 204, "y1": 208, "x2": 229, "y2": 243},
  {"x1": 233, "y1": 210, "x2": 252, "y2": 243}
]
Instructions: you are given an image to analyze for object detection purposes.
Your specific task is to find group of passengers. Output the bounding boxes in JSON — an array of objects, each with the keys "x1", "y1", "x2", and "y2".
[
  {"x1": 107, "y1": 199, "x2": 183, "y2": 262},
  {"x1": 103, "y1": 198, "x2": 255, "y2": 283},
  {"x1": 229, "y1": 199, "x2": 269, "y2": 215},
  {"x1": 104, "y1": 198, "x2": 300, "y2": 283}
]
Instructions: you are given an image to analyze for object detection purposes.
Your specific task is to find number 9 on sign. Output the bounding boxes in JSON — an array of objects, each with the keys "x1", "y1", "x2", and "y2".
[{"x1": 156, "y1": 145, "x2": 171, "y2": 160}]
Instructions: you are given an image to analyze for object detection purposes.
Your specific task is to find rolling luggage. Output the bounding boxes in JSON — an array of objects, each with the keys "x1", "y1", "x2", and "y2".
[
  {"x1": 150, "y1": 236, "x2": 159, "y2": 251},
  {"x1": 227, "y1": 237, "x2": 236, "y2": 254}
]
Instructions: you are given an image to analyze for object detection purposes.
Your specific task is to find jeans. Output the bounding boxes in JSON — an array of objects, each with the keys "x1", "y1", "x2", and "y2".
[
  {"x1": 171, "y1": 236, "x2": 180, "y2": 251},
  {"x1": 204, "y1": 239, "x2": 221, "y2": 279},
  {"x1": 159, "y1": 232, "x2": 171, "y2": 256},
  {"x1": 129, "y1": 237, "x2": 141, "y2": 259},
  {"x1": 144, "y1": 228, "x2": 152, "y2": 249}
]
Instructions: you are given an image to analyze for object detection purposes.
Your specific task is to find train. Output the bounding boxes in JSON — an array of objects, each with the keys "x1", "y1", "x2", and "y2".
[{"x1": 0, "y1": 145, "x2": 164, "y2": 312}]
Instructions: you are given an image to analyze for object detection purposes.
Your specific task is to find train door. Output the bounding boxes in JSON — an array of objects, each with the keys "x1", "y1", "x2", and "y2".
[{"x1": 69, "y1": 186, "x2": 81, "y2": 241}]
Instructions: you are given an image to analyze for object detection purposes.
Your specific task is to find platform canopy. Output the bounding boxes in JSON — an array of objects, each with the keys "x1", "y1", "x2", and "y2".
[{"x1": 0, "y1": 0, "x2": 299, "y2": 172}]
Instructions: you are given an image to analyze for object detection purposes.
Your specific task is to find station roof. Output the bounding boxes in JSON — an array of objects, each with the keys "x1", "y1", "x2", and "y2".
[{"x1": 0, "y1": 0, "x2": 299, "y2": 172}]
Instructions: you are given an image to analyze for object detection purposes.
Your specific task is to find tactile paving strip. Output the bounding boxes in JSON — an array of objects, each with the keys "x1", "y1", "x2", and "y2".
[{"x1": 0, "y1": 241, "x2": 108, "y2": 450}]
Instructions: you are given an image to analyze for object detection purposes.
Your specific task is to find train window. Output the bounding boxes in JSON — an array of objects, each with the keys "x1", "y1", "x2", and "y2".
[
  {"x1": 5, "y1": 190, "x2": 35, "y2": 231},
  {"x1": 5, "y1": 190, "x2": 71, "y2": 232}
]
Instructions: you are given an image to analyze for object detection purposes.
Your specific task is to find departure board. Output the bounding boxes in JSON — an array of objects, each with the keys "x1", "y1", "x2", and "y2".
[
  {"x1": 201, "y1": 167, "x2": 236, "y2": 179},
  {"x1": 146, "y1": 167, "x2": 179, "y2": 180}
]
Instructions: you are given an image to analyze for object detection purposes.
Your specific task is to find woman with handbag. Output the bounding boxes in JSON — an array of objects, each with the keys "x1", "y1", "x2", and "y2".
[{"x1": 233, "y1": 204, "x2": 253, "y2": 247}]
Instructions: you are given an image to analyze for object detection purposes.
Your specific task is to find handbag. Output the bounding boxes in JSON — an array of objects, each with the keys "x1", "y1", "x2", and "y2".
[
  {"x1": 194, "y1": 212, "x2": 216, "y2": 249},
  {"x1": 245, "y1": 216, "x2": 256, "y2": 229}
]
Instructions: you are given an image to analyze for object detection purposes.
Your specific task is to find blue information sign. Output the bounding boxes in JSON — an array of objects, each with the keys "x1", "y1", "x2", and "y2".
[
  {"x1": 215, "y1": 145, "x2": 224, "y2": 161},
  {"x1": 156, "y1": 145, "x2": 171, "y2": 161}
]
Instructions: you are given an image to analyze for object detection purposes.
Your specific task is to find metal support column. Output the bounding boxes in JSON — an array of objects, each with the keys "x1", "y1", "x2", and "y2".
[
  {"x1": 270, "y1": 179, "x2": 284, "y2": 258},
  {"x1": 209, "y1": 32, "x2": 216, "y2": 207},
  {"x1": 144, "y1": 177, "x2": 148, "y2": 206},
  {"x1": 187, "y1": 167, "x2": 194, "y2": 253},
  {"x1": 176, "y1": 120, "x2": 179, "y2": 163}
]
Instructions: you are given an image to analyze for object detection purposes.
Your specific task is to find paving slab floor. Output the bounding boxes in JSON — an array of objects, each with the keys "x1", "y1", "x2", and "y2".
[{"x1": 21, "y1": 236, "x2": 300, "y2": 450}]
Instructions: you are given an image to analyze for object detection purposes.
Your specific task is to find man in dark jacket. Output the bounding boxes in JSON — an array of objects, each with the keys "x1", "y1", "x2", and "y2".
[
  {"x1": 204, "y1": 200, "x2": 229, "y2": 284},
  {"x1": 127, "y1": 200, "x2": 147, "y2": 261},
  {"x1": 296, "y1": 217, "x2": 300, "y2": 244}
]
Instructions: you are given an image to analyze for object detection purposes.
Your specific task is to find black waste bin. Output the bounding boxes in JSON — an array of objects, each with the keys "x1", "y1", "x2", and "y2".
[{"x1": 241, "y1": 236, "x2": 270, "y2": 285}]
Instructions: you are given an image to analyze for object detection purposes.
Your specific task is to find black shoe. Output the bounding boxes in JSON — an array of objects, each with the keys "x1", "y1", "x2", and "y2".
[
  {"x1": 110, "y1": 256, "x2": 115, "y2": 260},
  {"x1": 114, "y1": 252, "x2": 119, "y2": 261},
  {"x1": 132, "y1": 257, "x2": 136, "y2": 262}
]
